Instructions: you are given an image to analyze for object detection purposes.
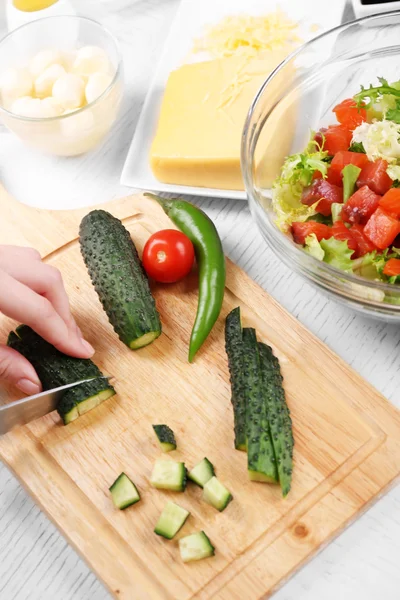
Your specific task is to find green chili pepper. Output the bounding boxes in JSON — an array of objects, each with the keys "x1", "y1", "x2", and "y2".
[{"x1": 145, "y1": 193, "x2": 226, "y2": 362}]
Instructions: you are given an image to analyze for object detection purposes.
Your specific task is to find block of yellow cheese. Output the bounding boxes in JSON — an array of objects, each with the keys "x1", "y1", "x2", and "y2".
[{"x1": 150, "y1": 49, "x2": 296, "y2": 190}]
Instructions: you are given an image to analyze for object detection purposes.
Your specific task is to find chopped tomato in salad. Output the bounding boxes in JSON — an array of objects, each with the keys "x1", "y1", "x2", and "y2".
[
  {"x1": 348, "y1": 224, "x2": 376, "y2": 256},
  {"x1": 333, "y1": 98, "x2": 367, "y2": 130},
  {"x1": 363, "y1": 208, "x2": 400, "y2": 250},
  {"x1": 331, "y1": 221, "x2": 358, "y2": 255},
  {"x1": 357, "y1": 159, "x2": 392, "y2": 195},
  {"x1": 327, "y1": 151, "x2": 369, "y2": 187},
  {"x1": 272, "y1": 78, "x2": 400, "y2": 288},
  {"x1": 383, "y1": 258, "x2": 400, "y2": 276},
  {"x1": 341, "y1": 185, "x2": 381, "y2": 225},
  {"x1": 322, "y1": 125, "x2": 352, "y2": 155},
  {"x1": 291, "y1": 222, "x2": 332, "y2": 245},
  {"x1": 379, "y1": 188, "x2": 400, "y2": 218},
  {"x1": 301, "y1": 179, "x2": 342, "y2": 216}
]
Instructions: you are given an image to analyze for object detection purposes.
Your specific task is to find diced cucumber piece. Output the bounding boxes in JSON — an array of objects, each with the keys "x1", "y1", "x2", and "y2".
[
  {"x1": 152, "y1": 424, "x2": 176, "y2": 452},
  {"x1": 154, "y1": 501, "x2": 190, "y2": 539},
  {"x1": 150, "y1": 459, "x2": 187, "y2": 492},
  {"x1": 188, "y1": 457, "x2": 215, "y2": 488},
  {"x1": 179, "y1": 531, "x2": 215, "y2": 563},
  {"x1": 109, "y1": 473, "x2": 140, "y2": 510},
  {"x1": 202, "y1": 477, "x2": 232, "y2": 512}
]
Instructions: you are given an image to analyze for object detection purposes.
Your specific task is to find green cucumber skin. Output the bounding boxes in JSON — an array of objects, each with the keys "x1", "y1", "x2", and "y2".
[
  {"x1": 179, "y1": 531, "x2": 215, "y2": 562},
  {"x1": 242, "y1": 328, "x2": 278, "y2": 483},
  {"x1": 109, "y1": 473, "x2": 140, "y2": 510},
  {"x1": 154, "y1": 502, "x2": 190, "y2": 539},
  {"x1": 7, "y1": 326, "x2": 115, "y2": 424},
  {"x1": 225, "y1": 307, "x2": 247, "y2": 450},
  {"x1": 79, "y1": 210, "x2": 161, "y2": 349},
  {"x1": 188, "y1": 457, "x2": 215, "y2": 487},
  {"x1": 258, "y1": 343, "x2": 294, "y2": 496},
  {"x1": 153, "y1": 425, "x2": 176, "y2": 451}
]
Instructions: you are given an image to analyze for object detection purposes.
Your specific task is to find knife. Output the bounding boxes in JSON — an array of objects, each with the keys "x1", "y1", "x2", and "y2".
[{"x1": 0, "y1": 376, "x2": 112, "y2": 435}]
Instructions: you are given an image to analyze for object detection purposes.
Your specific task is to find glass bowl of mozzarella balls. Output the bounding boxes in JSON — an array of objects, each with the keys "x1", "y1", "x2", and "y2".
[{"x1": 0, "y1": 15, "x2": 123, "y2": 156}]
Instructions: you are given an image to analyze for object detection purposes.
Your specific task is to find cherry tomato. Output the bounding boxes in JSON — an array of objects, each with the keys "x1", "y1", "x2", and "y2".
[{"x1": 142, "y1": 229, "x2": 195, "y2": 283}]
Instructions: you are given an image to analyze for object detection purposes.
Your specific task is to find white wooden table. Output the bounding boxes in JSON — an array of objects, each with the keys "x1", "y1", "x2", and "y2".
[{"x1": 0, "y1": 1, "x2": 399, "y2": 599}]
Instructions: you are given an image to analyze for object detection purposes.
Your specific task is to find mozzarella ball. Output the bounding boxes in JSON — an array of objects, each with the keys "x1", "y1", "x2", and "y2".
[
  {"x1": 11, "y1": 96, "x2": 44, "y2": 118},
  {"x1": 85, "y1": 72, "x2": 112, "y2": 104},
  {"x1": 41, "y1": 96, "x2": 63, "y2": 117},
  {"x1": 0, "y1": 68, "x2": 33, "y2": 102},
  {"x1": 30, "y1": 48, "x2": 63, "y2": 78},
  {"x1": 72, "y1": 46, "x2": 110, "y2": 76},
  {"x1": 34, "y1": 63, "x2": 66, "y2": 98},
  {"x1": 61, "y1": 50, "x2": 77, "y2": 72},
  {"x1": 52, "y1": 73, "x2": 85, "y2": 110},
  {"x1": 61, "y1": 108, "x2": 94, "y2": 138}
]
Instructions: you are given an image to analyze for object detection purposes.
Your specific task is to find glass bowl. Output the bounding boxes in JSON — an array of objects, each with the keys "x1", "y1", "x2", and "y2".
[
  {"x1": 0, "y1": 15, "x2": 123, "y2": 156},
  {"x1": 242, "y1": 11, "x2": 400, "y2": 319}
]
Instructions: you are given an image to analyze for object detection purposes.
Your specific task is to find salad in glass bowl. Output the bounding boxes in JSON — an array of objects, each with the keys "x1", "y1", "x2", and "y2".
[{"x1": 272, "y1": 77, "x2": 400, "y2": 288}]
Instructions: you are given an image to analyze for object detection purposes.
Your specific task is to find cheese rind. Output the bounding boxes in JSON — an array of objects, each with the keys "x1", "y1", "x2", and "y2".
[{"x1": 150, "y1": 50, "x2": 293, "y2": 190}]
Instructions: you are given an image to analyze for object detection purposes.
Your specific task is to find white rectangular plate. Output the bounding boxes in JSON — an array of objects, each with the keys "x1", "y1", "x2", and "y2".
[{"x1": 121, "y1": 0, "x2": 347, "y2": 200}]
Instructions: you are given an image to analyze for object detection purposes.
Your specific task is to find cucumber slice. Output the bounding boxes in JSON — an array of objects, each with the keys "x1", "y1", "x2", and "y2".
[
  {"x1": 179, "y1": 531, "x2": 215, "y2": 563},
  {"x1": 188, "y1": 458, "x2": 215, "y2": 488},
  {"x1": 202, "y1": 476, "x2": 232, "y2": 512},
  {"x1": 154, "y1": 501, "x2": 190, "y2": 539},
  {"x1": 109, "y1": 473, "x2": 140, "y2": 510},
  {"x1": 152, "y1": 424, "x2": 176, "y2": 452},
  {"x1": 150, "y1": 459, "x2": 187, "y2": 492}
]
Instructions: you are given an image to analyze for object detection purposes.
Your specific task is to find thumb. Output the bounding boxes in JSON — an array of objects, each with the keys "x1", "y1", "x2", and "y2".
[{"x1": 0, "y1": 345, "x2": 42, "y2": 395}]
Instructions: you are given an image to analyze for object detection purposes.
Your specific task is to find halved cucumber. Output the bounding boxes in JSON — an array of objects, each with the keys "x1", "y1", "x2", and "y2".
[
  {"x1": 152, "y1": 424, "x2": 176, "y2": 452},
  {"x1": 150, "y1": 460, "x2": 187, "y2": 492},
  {"x1": 154, "y1": 501, "x2": 190, "y2": 539},
  {"x1": 109, "y1": 473, "x2": 140, "y2": 509},
  {"x1": 179, "y1": 531, "x2": 215, "y2": 563},
  {"x1": 202, "y1": 477, "x2": 232, "y2": 512},
  {"x1": 188, "y1": 458, "x2": 215, "y2": 488}
]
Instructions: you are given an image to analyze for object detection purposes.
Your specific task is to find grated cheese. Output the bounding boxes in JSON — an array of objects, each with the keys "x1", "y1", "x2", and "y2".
[{"x1": 193, "y1": 10, "x2": 301, "y2": 59}]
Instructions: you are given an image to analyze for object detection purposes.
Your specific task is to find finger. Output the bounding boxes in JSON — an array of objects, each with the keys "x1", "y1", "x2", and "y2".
[
  {"x1": 0, "y1": 269, "x2": 94, "y2": 358},
  {"x1": 0, "y1": 245, "x2": 41, "y2": 261},
  {"x1": 0, "y1": 261, "x2": 73, "y2": 326},
  {"x1": 0, "y1": 345, "x2": 41, "y2": 395}
]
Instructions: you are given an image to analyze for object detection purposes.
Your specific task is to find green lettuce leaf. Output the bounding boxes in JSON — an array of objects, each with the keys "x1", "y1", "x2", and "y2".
[
  {"x1": 386, "y1": 98, "x2": 400, "y2": 124},
  {"x1": 352, "y1": 251, "x2": 379, "y2": 279},
  {"x1": 304, "y1": 234, "x2": 325, "y2": 260},
  {"x1": 331, "y1": 203, "x2": 343, "y2": 223},
  {"x1": 387, "y1": 165, "x2": 400, "y2": 182},
  {"x1": 384, "y1": 294, "x2": 400, "y2": 304},
  {"x1": 348, "y1": 141, "x2": 366, "y2": 153},
  {"x1": 306, "y1": 213, "x2": 332, "y2": 225},
  {"x1": 372, "y1": 248, "x2": 392, "y2": 275},
  {"x1": 342, "y1": 164, "x2": 361, "y2": 202},
  {"x1": 319, "y1": 238, "x2": 353, "y2": 272},
  {"x1": 354, "y1": 77, "x2": 400, "y2": 109},
  {"x1": 272, "y1": 139, "x2": 330, "y2": 231}
]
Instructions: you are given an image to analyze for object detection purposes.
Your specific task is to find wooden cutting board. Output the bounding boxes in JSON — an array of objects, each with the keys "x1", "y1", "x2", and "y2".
[{"x1": 0, "y1": 185, "x2": 399, "y2": 600}]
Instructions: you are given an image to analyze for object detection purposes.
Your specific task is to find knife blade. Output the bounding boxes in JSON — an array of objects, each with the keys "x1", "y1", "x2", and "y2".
[{"x1": 0, "y1": 376, "x2": 112, "y2": 435}]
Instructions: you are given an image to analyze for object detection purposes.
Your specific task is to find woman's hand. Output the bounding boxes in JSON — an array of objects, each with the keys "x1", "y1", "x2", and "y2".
[{"x1": 0, "y1": 245, "x2": 94, "y2": 395}]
